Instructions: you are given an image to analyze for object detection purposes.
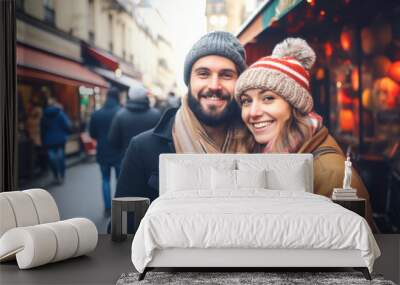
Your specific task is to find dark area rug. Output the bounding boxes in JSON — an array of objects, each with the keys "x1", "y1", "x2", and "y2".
[{"x1": 116, "y1": 271, "x2": 396, "y2": 285}]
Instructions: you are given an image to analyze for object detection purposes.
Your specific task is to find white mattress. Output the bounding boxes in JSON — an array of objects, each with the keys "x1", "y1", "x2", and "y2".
[{"x1": 131, "y1": 190, "x2": 380, "y2": 273}]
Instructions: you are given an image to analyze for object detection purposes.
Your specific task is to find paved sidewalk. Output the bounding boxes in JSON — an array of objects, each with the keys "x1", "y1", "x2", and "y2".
[{"x1": 19, "y1": 156, "x2": 116, "y2": 234}]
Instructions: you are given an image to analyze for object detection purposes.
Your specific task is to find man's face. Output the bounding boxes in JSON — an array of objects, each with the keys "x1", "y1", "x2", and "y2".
[{"x1": 188, "y1": 55, "x2": 239, "y2": 127}]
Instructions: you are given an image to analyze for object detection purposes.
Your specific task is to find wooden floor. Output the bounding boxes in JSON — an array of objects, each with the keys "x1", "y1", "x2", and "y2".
[
  {"x1": 0, "y1": 235, "x2": 399, "y2": 284},
  {"x1": 373, "y1": 234, "x2": 400, "y2": 284}
]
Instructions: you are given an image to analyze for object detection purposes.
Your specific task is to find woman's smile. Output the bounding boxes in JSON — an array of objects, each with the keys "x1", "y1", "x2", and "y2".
[
  {"x1": 240, "y1": 89, "x2": 291, "y2": 144},
  {"x1": 250, "y1": 119, "x2": 276, "y2": 132}
]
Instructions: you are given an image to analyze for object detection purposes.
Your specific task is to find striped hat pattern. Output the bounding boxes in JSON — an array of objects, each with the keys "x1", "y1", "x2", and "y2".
[{"x1": 235, "y1": 38, "x2": 316, "y2": 114}]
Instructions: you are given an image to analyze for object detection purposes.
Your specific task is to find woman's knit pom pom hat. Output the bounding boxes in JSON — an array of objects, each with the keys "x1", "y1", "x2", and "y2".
[{"x1": 235, "y1": 38, "x2": 316, "y2": 114}]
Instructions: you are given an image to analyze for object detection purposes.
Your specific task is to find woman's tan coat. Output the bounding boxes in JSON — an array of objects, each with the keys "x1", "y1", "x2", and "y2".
[{"x1": 298, "y1": 127, "x2": 376, "y2": 231}]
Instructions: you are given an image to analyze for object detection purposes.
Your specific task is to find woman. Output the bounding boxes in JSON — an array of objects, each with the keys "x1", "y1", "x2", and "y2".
[{"x1": 234, "y1": 38, "x2": 376, "y2": 231}]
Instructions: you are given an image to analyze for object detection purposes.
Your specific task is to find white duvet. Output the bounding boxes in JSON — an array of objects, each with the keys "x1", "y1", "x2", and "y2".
[{"x1": 131, "y1": 190, "x2": 380, "y2": 273}]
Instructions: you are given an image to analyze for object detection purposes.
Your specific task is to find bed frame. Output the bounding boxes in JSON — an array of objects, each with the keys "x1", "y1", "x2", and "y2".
[
  {"x1": 138, "y1": 248, "x2": 371, "y2": 280},
  {"x1": 138, "y1": 154, "x2": 372, "y2": 281}
]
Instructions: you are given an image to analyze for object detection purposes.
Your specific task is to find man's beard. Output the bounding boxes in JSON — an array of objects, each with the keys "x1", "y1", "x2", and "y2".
[{"x1": 187, "y1": 88, "x2": 240, "y2": 127}]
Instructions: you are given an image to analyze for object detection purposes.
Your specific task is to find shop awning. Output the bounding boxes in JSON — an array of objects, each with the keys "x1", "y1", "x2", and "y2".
[
  {"x1": 93, "y1": 67, "x2": 142, "y2": 90},
  {"x1": 85, "y1": 46, "x2": 120, "y2": 71},
  {"x1": 237, "y1": 0, "x2": 303, "y2": 45},
  {"x1": 16, "y1": 45, "x2": 109, "y2": 88}
]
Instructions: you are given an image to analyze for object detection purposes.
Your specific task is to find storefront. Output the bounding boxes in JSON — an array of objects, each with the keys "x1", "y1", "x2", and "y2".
[
  {"x1": 81, "y1": 43, "x2": 143, "y2": 106},
  {"x1": 237, "y1": 0, "x2": 400, "y2": 231},
  {"x1": 17, "y1": 43, "x2": 109, "y2": 180}
]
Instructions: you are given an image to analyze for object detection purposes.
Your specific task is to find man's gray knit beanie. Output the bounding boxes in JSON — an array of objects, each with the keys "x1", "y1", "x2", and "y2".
[{"x1": 183, "y1": 31, "x2": 247, "y2": 86}]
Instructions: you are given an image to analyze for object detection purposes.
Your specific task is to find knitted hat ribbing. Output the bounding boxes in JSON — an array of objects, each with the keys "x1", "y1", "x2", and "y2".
[
  {"x1": 184, "y1": 31, "x2": 247, "y2": 86},
  {"x1": 235, "y1": 38, "x2": 315, "y2": 114}
]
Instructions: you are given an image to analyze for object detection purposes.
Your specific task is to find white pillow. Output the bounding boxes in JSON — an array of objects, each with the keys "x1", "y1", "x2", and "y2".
[
  {"x1": 167, "y1": 162, "x2": 211, "y2": 191},
  {"x1": 211, "y1": 169, "x2": 267, "y2": 190},
  {"x1": 211, "y1": 168, "x2": 236, "y2": 190},
  {"x1": 266, "y1": 162, "x2": 307, "y2": 191},
  {"x1": 236, "y1": 169, "x2": 267, "y2": 189}
]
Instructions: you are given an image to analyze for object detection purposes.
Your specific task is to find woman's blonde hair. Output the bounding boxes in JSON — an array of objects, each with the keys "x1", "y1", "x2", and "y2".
[{"x1": 268, "y1": 108, "x2": 313, "y2": 153}]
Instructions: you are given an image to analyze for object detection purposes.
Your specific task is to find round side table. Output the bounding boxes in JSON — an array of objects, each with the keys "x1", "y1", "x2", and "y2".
[{"x1": 111, "y1": 197, "x2": 150, "y2": 242}]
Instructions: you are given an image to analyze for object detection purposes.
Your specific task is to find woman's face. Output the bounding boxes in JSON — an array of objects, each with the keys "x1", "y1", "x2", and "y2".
[{"x1": 240, "y1": 89, "x2": 291, "y2": 145}]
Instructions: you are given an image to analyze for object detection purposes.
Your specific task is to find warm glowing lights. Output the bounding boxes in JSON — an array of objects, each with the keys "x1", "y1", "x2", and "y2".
[
  {"x1": 351, "y1": 68, "x2": 359, "y2": 91},
  {"x1": 388, "y1": 61, "x2": 400, "y2": 83},
  {"x1": 336, "y1": 81, "x2": 343, "y2": 88},
  {"x1": 306, "y1": 0, "x2": 316, "y2": 7},
  {"x1": 337, "y1": 89, "x2": 353, "y2": 105},
  {"x1": 374, "y1": 77, "x2": 400, "y2": 110},
  {"x1": 316, "y1": 68, "x2": 325, "y2": 80},
  {"x1": 339, "y1": 109, "x2": 355, "y2": 131},
  {"x1": 324, "y1": 42, "x2": 333, "y2": 58},
  {"x1": 115, "y1": 68, "x2": 122, "y2": 78},
  {"x1": 362, "y1": 89, "x2": 372, "y2": 108},
  {"x1": 320, "y1": 10, "x2": 326, "y2": 16},
  {"x1": 340, "y1": 30, "x2": 352, "y2": 51}
]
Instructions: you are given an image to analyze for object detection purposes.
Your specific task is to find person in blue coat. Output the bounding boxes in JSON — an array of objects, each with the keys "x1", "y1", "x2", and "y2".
[
  {"x1": 89, "y1": 87, "x2": 123, "y2": 211},
  {"x1": 40, "y1": 96, "x2": 72, "y2": 184}
]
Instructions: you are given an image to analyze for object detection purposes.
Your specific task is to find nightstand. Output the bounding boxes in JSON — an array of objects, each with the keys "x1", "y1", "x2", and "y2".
[
  {"x1": 111, "y1": 197, "x2": 150, "y2": 242},
  {"x1": 332, "y1": 198, "x2": 366, "y2": 218}
]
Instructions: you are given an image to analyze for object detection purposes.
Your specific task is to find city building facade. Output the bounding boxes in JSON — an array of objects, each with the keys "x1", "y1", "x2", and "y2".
[
  {"x1": 206, "y1": 0, "x2": 264, "y2": 34},
  {"x1": 16, "y1": 0, "x2": 176, "y2": 182}
]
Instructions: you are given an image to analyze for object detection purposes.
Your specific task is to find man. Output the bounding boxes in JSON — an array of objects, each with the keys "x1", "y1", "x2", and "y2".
[
  {"x1": 108, "y1": 84, "x2": 161, "y2": 156},
  {"x1": 89, "y1": 87, "x2": 122, "y2": 212},
  {"x1": 41, "y1": 96, "x2": 72, "y2": 185},
  {"x1": 115, "y1": 31, "x2": 250, "y2": 201}
]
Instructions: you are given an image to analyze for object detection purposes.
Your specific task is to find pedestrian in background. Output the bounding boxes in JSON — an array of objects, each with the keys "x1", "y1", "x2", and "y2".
[
  {"x1": 166, "y1": 91, "x2": 181, "y2": 109},
  {"x1": 89, "y1": 87, "x2": 123, "y2": 213},
  {"x1": 41, "y1": 96, "x2": 72, "y2": 185},
  {"x1": 108, "y1": 85, "x2": 161, "y2": 156}
]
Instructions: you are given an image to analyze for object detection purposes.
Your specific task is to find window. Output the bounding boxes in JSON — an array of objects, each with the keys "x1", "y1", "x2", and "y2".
[
  {"x1": 89, "y1": 31, "x2": 95, "y2": 45},
  {"x1": 122, "y1": 23, "x2": 126, "y2": 58},
  {"x1": 108, "y1": 14, "x2": 113, "y2": 53},
  {"x1": 43, "y1": 0, "x2": 55, "y2": 25},
  {"x1": 207, "y1": 0, "x2": 225, "y2": 14},
  {"x1": 88, "y1": 0, "x2": 95, "y2": 41},
  {"x1": 158, "y1": 58, "x2": 168, "y2": 69}
]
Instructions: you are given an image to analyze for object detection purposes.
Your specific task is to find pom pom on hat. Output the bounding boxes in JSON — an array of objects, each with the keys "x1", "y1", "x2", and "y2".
[{"x1": 272, "y1": 38, "x2": 316, "y2": 71}]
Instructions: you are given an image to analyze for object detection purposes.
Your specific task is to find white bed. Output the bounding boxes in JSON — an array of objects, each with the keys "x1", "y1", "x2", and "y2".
[{"x1": 131, "y1": 154, "x2": 380, "y2": 280}]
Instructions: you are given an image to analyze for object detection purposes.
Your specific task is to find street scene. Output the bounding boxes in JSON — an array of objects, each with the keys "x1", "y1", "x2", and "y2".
[
  {"x1": 15, "y1": 0, "x2": 400, "y2": 235},
  {"x1": 2, "y1": 0, "x2": 400, "y2": 284}
]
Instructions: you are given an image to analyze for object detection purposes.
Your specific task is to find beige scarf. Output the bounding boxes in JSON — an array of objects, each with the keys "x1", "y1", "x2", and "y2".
[{"x1": 172, "y1": 95, "x2": 252, "y2": 153}]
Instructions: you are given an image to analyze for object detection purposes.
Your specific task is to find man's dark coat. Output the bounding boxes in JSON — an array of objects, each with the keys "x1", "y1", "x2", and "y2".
[{"x1": 115, "y1": 108, "x2": 178, "y2": 201}]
